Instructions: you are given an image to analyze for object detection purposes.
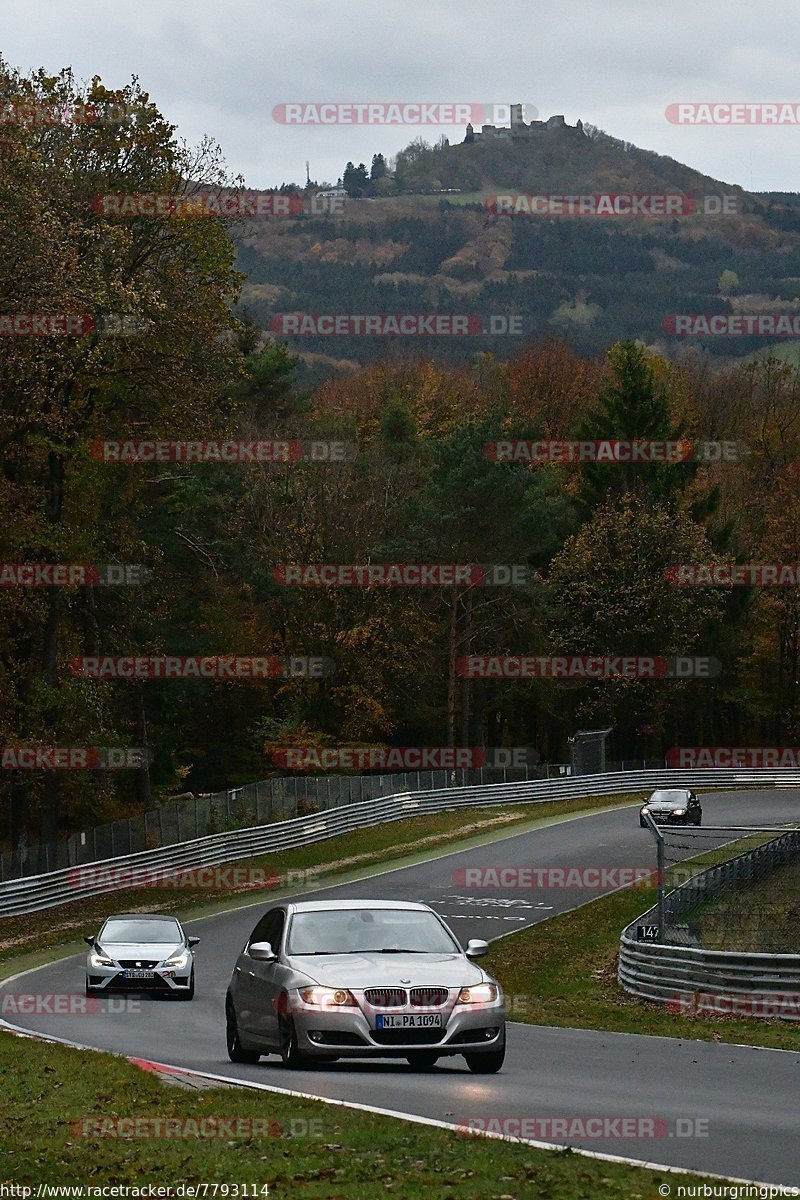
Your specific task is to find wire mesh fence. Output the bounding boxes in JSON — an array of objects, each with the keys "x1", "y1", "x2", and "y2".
[
  {"x1": 1, "y1": 759, "x2": 664, "y2": 882},
  {"x1": 646, "y1": 823, "x2": 800, "y2": 952}
]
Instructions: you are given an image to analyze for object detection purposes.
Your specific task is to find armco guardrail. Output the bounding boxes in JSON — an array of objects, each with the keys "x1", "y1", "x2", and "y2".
[
  {"x1": 1, "y1": 761, "x2": 590, "y2": 882},
  {"x1": 618, "y1": 829, "x2": 800, "y2": 1016},
  {"x1": 1, "y1": 767, "x2": 797, "y2": 918},
  {"x1": 1, "y1": 758, "x2": 669, "y2": 882}
]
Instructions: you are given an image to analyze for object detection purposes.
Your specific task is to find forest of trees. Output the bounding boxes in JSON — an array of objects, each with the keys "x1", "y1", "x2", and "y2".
[{"x1": 3, "y1": 60, "x2": 800, "y2": 858}]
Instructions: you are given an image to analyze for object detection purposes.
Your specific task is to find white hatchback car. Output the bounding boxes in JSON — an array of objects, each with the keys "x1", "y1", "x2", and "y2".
[{"x1": 84, "y1": 913, "x2": 198, "y2": 999}]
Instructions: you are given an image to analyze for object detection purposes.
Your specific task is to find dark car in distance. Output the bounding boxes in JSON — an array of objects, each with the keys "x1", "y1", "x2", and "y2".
[{"x1": 640, "y1": 788, "x2": 702, "y2": 827}]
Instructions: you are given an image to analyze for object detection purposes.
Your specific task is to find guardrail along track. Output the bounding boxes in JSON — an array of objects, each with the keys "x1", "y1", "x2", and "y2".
[{"x1": 2, "y1": 767, "x2": 798, "y2": 916}]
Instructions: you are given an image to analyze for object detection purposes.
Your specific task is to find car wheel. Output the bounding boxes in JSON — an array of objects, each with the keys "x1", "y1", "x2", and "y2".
[
  {"x1": 226, "y1": 996, "x2": 260, "y2": 1064},
  {"x1": 695, "y1": 813, "x2": 702, "y2": 826},
  {"x1": 639, "y1": 817, "x2": 647, "y2": 828},
  {"x1": 85, "y1": 979, "x2": 97, "y2": 997},
  {"x1": 278, "y1": 1016, "x2": 311, "y2": 1069},
  {"x1": 406, "y1": 1052, "x2": 439, "y2": 1069},
  {"x1": 464, "y1": 1032, "x2": 506, "y2": 1075}
]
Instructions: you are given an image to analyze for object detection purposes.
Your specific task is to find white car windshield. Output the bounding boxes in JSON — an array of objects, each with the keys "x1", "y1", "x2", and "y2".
[
  {"x1": 286, "y1": 909, "x2": 460, "y2": 955},
  {"x1": 100, "y1": 918, "x2": 182, "y2": 943}
]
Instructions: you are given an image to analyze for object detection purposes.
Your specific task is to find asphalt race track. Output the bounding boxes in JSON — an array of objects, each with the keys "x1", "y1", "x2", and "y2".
[{"x1": 3, "y1": 790, "x2": 800, "y2": 1184}]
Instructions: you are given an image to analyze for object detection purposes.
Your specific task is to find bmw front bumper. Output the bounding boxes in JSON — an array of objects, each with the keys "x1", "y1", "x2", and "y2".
[{"x1": 287, "y1": 991, "x2": 506, "y2": 1058}]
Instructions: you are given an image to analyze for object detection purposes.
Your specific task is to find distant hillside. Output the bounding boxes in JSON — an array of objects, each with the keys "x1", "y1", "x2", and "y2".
[{"x1": 233, "y1": 122, "x2": 800, "y2": 384}]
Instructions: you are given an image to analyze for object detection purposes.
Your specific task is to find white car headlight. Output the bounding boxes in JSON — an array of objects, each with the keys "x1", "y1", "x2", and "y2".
[
  {"x1": 457, "y1": 983, "x2": 499, "y2": 1005},
  {"x1": 672, "y1": 808, "x2": 686, "y2": 816},
  {"x1": 163, "y1": 951, "x2": 189, "y2": 968},
  {"x1": 90, "y1": 952, "x2": 114, "y2": 968}
]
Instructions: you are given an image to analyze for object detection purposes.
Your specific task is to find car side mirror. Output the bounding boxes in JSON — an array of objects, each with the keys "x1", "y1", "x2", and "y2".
[
  {"x1": 83, "y1": 936, "x2": 95, "y2": 947},
  {"x1": 187, "y1": 937, "x2": 200, "y2": 947},
  {"x1": 248, "y1": 941, "x2": 277, "y2": 962},
  {"x1": 465, "y1": 939, "x2": 489, "y2": 959}
]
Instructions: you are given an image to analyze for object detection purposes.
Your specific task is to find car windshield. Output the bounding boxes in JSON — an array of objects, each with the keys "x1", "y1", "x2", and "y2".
[
  {"x1": 100, "y1": 918, "x2": 182, "y2": 944},
  {"x1": 648, "y1": 791, "x2": 688, "y2": 805},
  {"x1": 286, "y1": 909, "x2": 460, "y2": 955}
]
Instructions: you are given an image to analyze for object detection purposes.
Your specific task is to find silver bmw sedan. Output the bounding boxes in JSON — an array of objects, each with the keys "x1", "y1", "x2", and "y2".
[{"x1": 225, "y1": 899, "x2": 506, "y2": 1072}]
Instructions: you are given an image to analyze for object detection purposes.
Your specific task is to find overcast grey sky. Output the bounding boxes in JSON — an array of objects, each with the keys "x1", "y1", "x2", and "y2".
[{"x1": 4, "y1": 0, "x2": 799, "y2": 192}]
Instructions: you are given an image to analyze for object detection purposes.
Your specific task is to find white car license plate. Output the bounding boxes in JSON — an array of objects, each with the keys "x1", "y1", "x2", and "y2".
[
  {"x1": 122, "y1": 969, "x2": 155, "y2": 980},
  {"x1": 375, "y1": 1013, "x2": 443, "y2": 1029}
]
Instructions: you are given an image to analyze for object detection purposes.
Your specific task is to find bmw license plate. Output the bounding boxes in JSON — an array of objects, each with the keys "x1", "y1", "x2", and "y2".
[
  {"x1": 122, "y1": 969, "x2": 155, "y2": 980},
  {"x1": 375, "y1": 1013, "x2": 443, "y2": 1029}
]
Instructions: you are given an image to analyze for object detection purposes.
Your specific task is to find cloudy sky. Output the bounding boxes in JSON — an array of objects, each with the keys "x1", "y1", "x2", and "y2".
[{"x1": 4, "y1": 0, "x2": 800, "y2": 192}]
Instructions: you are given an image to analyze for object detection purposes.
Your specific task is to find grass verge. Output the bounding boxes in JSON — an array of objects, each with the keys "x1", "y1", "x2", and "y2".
[
  {"x1": 0, "y1": 1030, "x2": 728, "y2": 1197},
  {"x1": 683, "y1": 856, "x2": 800, "y2": 952}
]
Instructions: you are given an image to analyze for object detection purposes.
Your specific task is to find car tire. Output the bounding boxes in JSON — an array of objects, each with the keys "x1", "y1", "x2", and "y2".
[
  {"x1": 639, "y1": 817, "x2": 647, "y2": 828},
  {"x1": 179, "y1": 969, "x2": 195, "y2": 1000},
  {"x1": 85, "y1": 979, "x2": 97, "y2": 997},
  {"x1": 406, "y1": 1052, "x2": 439, "y2": 1069},
  {"x1": 278, "y1": 1016, "x2": 311, "y2": 1069},
  {"x1": 226, "y1": 996, "x2": 260, "y2": 1064},
  {"x1": 464, "y1": 1032, "x2": 506, "y2": 1075},
  {"x1": 695, "y1": 813, "x2": 702, "y2": 826}
]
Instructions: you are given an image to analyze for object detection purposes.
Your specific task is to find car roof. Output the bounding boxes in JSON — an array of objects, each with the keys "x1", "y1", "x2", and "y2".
[
  {"x1": 102, "y1": 913, "x2": 181, "y2": 921},
  {"x1": 284, "y1": 900, "x2": 431, "y2": 914}
]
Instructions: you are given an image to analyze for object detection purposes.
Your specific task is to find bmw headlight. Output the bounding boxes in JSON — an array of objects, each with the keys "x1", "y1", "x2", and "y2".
[
  {"x1": 90, "y1": 952, "x2": 114, "y2": 967},
  {"x1": 163, "y1": 951, "x2": 189, "y2": 968},
  {"x1": 457, "y1": 984, "x2": 499, "y2": 1005},
  {"x1": 672, "y1": 808, "x2": 686, "y2": 816},
  {"x1": 298, "y1": 987, "x2": 357, "y2": 1008}
]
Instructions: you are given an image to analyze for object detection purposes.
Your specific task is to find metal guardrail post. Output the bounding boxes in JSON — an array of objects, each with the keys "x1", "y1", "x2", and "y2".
[{"x1": 642, "y1": 809, "x2": 666, "y2": 941}]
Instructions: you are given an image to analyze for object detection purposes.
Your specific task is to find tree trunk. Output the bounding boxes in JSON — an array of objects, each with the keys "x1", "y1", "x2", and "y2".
[
  {"x1": 132, "y1": 683, "x2": 152, "y2": 809},
  {"x1": 39, "y1": 450, "x2": 64, "y2": 846},
  {"x1": 446, "y1": 593, "x2": 458, "y2": 747},
  {"x1": 460, "y1": 587, "x2": 473, "y2": 750}
]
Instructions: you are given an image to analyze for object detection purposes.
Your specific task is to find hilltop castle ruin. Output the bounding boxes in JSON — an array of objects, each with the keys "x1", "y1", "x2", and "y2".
[{"x1": 465, "y1": 104, "x2": 585, "y2": 143}]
